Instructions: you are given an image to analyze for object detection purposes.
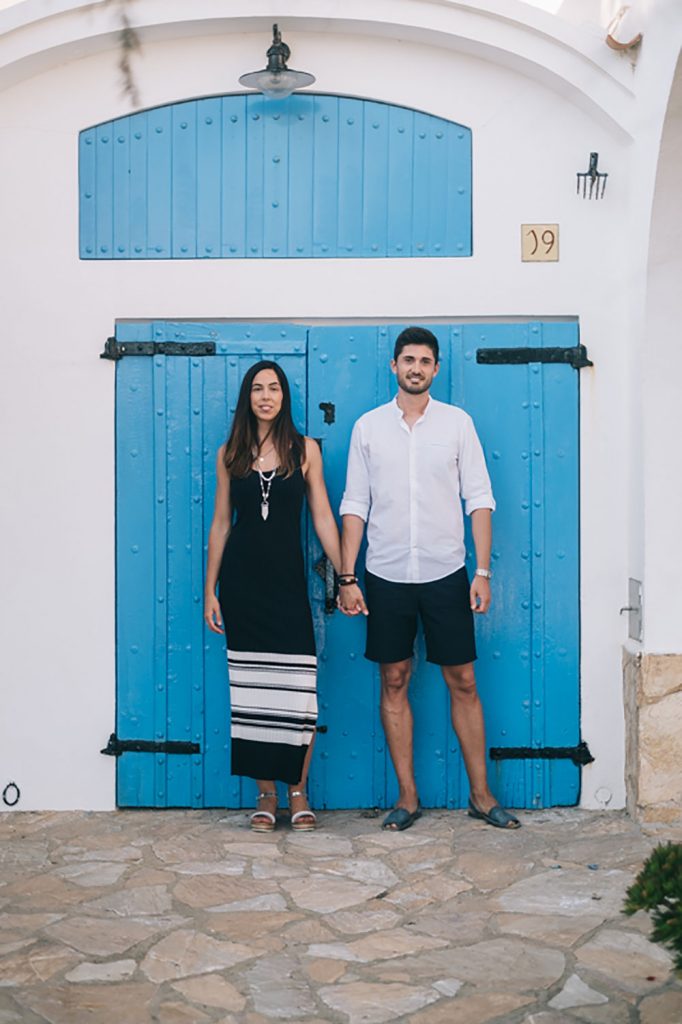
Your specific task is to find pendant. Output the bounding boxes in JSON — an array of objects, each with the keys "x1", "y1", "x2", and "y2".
[{"x1": 261, "y1": 501, "x2": 269, "y2": 521}]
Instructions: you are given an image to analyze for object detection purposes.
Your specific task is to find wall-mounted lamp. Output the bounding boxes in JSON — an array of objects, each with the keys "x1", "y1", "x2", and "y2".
[
  {"x1": 239, "y1": 24, "x2": 315, "y2": 100},
  {"x1": 577, "y1": 152, "x2": 608, "y2": 200}
]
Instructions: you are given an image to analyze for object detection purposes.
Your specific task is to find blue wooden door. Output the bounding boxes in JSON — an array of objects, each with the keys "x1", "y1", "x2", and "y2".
[
  {"x1": 114, "y1": 320, "x2": 579, "y2": 809},
  {"x1": 307, "y1": 322, "x2": 580, "y2": 810},
  {"x1": 114, "y1": 321, "x2": 306, "y2": 807}
]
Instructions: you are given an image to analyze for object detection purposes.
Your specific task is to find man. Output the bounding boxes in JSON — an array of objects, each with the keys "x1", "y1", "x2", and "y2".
[{"x1": 338, "y1": 326, "x2": 520, "y2": 831}]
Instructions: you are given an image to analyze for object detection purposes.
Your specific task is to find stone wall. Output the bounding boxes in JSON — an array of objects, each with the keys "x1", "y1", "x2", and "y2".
[{"x1": 624, "y1": 651, "x2": 682, "y2": 823}]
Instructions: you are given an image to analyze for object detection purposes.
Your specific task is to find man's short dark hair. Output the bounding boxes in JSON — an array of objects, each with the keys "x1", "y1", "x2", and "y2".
[{"x1": 393, "y1": 326, "x2": 440, "y2": 364}]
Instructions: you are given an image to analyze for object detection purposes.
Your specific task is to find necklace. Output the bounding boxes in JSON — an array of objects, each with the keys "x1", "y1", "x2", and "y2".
[
  {"x1": 257, "y1": 468, "x2": 276, "y2": 521},
  {"x1": 257, "y1": 444, "x2": 275, "y2": 464}
]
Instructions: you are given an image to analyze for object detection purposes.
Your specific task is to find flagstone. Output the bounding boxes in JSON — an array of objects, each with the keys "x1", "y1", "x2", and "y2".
[
  {"x1": 316, "y1": 857, "x2": 399, "y2": 889},
  {"x1": 455, "y1": 851, "x2": 534, "y2": 891},
  {"x1": 344, "y1": 927, "x2": 449, "y2": 963},
  {"x1": 431, "y1": 978, "x2": 463, "y2": 997},
  {"x1": 53, "y1": 862, "x2": 129, "y2": 888},
  {"x1": 522, "y1": 1014, "x2": 579, "y2": 1024},
  {"x1": 325, "y1": 909, "x2": 402, "y2": 935},
  {"x1": 45, "y1": 915, "x2": 162, "y2": 955},
  {"x1": 81, "y1": 884, "x2": 172, "y2": 916},
  {"x1": 282, "y1": 875, "x2": 387, "y2": 913},
  {"x1": 384, "y1": 874, "x2": 471, "y2": 908},
  {"x1": 150, "y1": 1002, "x2": 213, "y2": 1023},
  {"x1": 318, "y1": 980, "x2": 439, "y2": 1023},
  {"x1": 173, "y1": 875, "x2": 276, "y2": 909},
  {"x1": 492, "y1": 869, "x2": 632, "y2": 918},
  {"x1": 550, "y1": 833, "x2": 655, "y2": 870},
  {"x1": 363, "y1": 831, "x2": 436, "y2": 849},
  {"x1": 304, "y1": 958, "x2": 347, "y2": 984},
  {"x1": 428, "y1": 937, "x2": 565, "y2": 992},
  {"x1": 548, "y1": 973, "x2": 609, "y2": 1009},
  {"x1": 284, "y1": 833, "x2": 354, "y2": 856},
  {"x1": 283, "y1": 918, "x2": 337, "y2": 943},
  {"x1": 636, "y1": 990, "x2": 682, "y2": 1024},
  {"x1": 568, "y1": 1003, "x2": 631, "y2": 1023},
  {"x1": 387, "y1": 843, "x2": 457, "y2": 875},
  {"x1": 56, "y1": 845, "x2": 143, "y2": 864},
  {"x1": 0, "y1": 913, "x2": 63, "y2": 932},
  {"x1": 408, "y1": 993, "x2": 533, "y2": 1024},
  {"x1": 65, "y1": 959, "x2": 136, "y2": 982},
  {"x1": 408, "y1": 908, "x2": 491, "y2": 944},
  {"x1": 222, "y1": 842, "x2": 283, "y2": 859},
  {"x1": 575, "y1": 929, "x2": 673, "y2": 994},
  {"x1": 245, "y1": 954, "x2": 318, "y2": 1019},
  {"x1": 0, "y1": 938, "x2": 36, "y2": 956},
  {"x1": 252, "y1": 859, "x2": 306, "y2": 879},
  {"x1": 171, "y1": 859, "x2": 247, "y2": 876},
  {"x1": 141, "y1": 928, "x2": 258, "y2": 982},
  {"x1": 208, "y1": 911, "x2": 301, "y2": 940},
  {"x1": 494, "y1": 912, "x2": 604, "y2": 946},
  {"x1": 16, "y1": 982, "x2": 157, "y2": 1024},
  {"x1": 0, "y1": 943, "x2": 82, "y2": 986},
  {"x1": 122, "y1": 868, "x2": 174, "y2": 888},
  {"x1": 0, "y1": 842, "x2": 50, "y2": 868},
  {"x1": 1, "y1": 873, "x2": 93, "y2": 909},
  {"x1": 152, "y1": 836, "x2": 234, "y2": 864},
  {"x1": 208, "y1": 893, "x2": 288, "y2": 913},
  {"x1": 172, "y1": 974, "x2": 247, "y2": 1011},
  {"x1": 0, "y1": 1009, "x2": 22, "y2": 1023}
]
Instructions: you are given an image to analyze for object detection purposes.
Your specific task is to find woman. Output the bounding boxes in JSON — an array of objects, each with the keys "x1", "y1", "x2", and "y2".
[{"x1": 204, "y1": 361, "x2": 341, "y2": 832}]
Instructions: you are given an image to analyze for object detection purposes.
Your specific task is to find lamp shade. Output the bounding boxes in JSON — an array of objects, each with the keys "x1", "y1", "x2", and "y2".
[{"x1": 239, "y1": 24, "x2": 315, "y2": 100}]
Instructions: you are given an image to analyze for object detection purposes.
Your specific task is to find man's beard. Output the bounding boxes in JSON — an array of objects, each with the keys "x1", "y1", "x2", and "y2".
[{"x1": 399, "y1": 376, "x2": 430, "y2": 394}]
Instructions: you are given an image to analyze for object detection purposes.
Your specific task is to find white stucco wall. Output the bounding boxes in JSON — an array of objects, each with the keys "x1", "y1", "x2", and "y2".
[{"x1": 0, "y1": 0, "x2": 679, "y2": 812}]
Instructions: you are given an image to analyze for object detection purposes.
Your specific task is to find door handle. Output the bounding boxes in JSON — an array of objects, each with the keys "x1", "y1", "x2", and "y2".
[{"x1": 313, "y1": 556, "x2": 338, "y2": 614}]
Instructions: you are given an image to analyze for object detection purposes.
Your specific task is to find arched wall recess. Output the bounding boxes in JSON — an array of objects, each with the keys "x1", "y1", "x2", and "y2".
[{"x1": 79, "y1": 93, "x2": 472, "y2": 260}]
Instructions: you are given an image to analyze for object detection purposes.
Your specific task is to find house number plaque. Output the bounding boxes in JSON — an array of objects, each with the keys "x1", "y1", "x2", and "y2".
[{"x1": 522, "y1": 224, "x2": 559, "y2": 262}]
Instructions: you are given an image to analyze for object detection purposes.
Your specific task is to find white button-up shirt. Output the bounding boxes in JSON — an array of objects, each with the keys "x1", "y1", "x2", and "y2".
[{"x1": 340, "y1": 397, "x2": 495, "y2": 584}]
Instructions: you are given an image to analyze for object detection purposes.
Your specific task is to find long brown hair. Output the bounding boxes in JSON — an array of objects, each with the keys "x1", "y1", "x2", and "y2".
[{"x1": 223, "y1": 360, "x2": 305, "y2": 478}]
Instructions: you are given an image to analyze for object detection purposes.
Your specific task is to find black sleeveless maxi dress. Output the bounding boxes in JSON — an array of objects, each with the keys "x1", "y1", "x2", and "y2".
[{"x1": 218, "y1": 467, "x2": 317, "y2": 784}]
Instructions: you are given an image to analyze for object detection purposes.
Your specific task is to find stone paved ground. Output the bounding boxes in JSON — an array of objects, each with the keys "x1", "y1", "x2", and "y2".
[{"x1": 0, "y1": 808, "x2": 681, "y2": 1024}]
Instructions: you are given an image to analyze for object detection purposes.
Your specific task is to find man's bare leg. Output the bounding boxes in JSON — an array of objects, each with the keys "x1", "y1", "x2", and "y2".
[
  {"x1": 380, "y1": 659, "x2": 419, "y2": 825},
  {"x1": 441, "y1": 662, "x2": 496, "y2": 813}
]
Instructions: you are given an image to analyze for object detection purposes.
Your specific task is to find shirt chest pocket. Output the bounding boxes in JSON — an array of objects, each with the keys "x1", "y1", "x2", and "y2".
[{"x1": 421, "y1": 441, "x2": 458, "y2": 475}]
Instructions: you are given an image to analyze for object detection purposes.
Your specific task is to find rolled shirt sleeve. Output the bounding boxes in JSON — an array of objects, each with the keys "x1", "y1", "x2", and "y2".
[
  {"x1": 339, "y1": 420, "x2": 371, "y2": 521},
  {"x1": 459, "y1": 414, "x2": 496, "y2": 515}
]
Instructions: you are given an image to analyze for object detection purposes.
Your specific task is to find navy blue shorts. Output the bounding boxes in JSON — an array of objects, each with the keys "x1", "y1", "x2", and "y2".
[{"x1": 364, "y1": 567, "x2": 477, "y2": 667}]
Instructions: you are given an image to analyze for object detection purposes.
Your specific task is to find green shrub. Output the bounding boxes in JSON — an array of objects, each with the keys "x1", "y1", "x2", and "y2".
[{"x1": 623, "y1": 842, "x2": 682, "y2": 972}]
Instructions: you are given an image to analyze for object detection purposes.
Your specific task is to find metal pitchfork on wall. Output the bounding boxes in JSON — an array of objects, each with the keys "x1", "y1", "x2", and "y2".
[{"x1": 577, "y1": 152, "x2": 608, "y2": 199}]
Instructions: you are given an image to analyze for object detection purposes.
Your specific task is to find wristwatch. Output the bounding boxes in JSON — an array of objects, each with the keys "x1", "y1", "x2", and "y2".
[{"x1": 474, "y1": 568, "x2": 492, "y2": 579}]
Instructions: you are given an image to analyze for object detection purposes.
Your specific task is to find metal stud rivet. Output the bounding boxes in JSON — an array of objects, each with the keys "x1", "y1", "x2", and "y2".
[
  {"x1": 231, "y1": 115, "x2": 238, "y2": 123},
  {"x1": 205, "y1": 116, "x2": 213, "y2": 125},
  {"x1": 180, "y1": 122, "x2": 187, "y2": 129},
  {"x1": 322, "y1": 114, "x2": 329, "y2": 122},
  {"x1": 155, "y1": 126, "x2": 163, "y2": 134}
]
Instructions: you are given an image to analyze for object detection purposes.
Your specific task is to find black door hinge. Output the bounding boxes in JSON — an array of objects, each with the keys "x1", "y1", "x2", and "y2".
[
  {"x1": 100, "y1": 338, "x2": 216, "y2": 361},
  {"x1": 476, "y1": 344, "x2": 592, "y2": 370},
  {"x1": 101, "y1": 733, "x2": 201, "y2": 756},
  {"x1": 489, "y1": 740, "x2": 594, "y2": 767}
]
